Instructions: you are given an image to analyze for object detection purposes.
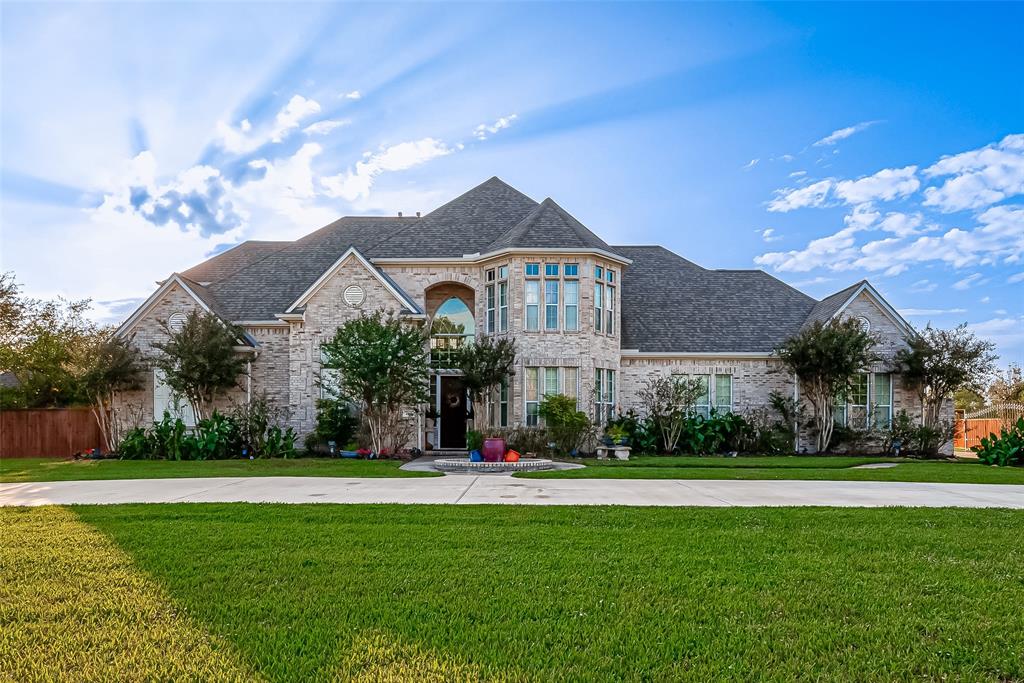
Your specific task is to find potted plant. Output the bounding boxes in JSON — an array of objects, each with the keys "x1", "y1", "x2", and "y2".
[{"x1": 604, "y1": 424, "x2": 629, "y2": 446}]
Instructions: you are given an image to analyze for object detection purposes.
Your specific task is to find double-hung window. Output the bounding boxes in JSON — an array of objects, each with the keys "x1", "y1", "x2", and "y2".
[
  {"x1": 544, "y1": 279, "x2": 559, "y2": 330},
  {"x1": 693, "y1": 374, "x2": 711, "y2": 419},
  {"x1": 594, "y1": 281, "x2": 603, "y2": 332},
  {"x1": 606, "y1": 284, "x2": 615, "y2": 335},
  {"x1": 872, "y1": 373, "x2": 892, "y2": 428},
  {"x1": 525, "y1": 367, "x2": 540, "y2": 426},
  {"x1": 563, "y1": 367, "x2": 579, "y2": 406},
  {"x1": 485, "y1": 269, "x2": 496, "y2": 334},
  {"x1": 489, "y1": 378, "x2": 510, "y2": 428},
  {"x1": 714, "y1": 374, "x2": 733, "y2": 413},
  {"x1": 544, "y1": 367, "x2": 559, "y2": 396},
  {"x1": 563, "y1": 280, "x2": 579, "y2": 331},
  {"x1": 498, "y1": 268, "x2": 508, "y2": 333},
  {"x1": 834, "y1": 373, "x2": 892, "y2": 429},
  {"x1": 525, "y1": 280, "x2": 540, "y2": 331},
  {"x1": 594, "y1": 368, "x2": 616, "y2": 424}
]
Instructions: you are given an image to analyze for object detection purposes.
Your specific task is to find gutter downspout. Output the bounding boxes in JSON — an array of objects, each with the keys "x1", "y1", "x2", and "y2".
[{"x1": 792, "y1": 372, "x2": 800, "y2": 453}]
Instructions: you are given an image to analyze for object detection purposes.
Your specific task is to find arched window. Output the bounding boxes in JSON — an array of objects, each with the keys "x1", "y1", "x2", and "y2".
[{"x1": 430, "y1": 297, "x2": 474, "y2": 367}]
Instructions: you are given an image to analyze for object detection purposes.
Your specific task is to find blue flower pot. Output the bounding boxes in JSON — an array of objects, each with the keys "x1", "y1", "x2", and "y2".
[{"x1": 469, "y1": 450, "x2": 483, "y2": 462}]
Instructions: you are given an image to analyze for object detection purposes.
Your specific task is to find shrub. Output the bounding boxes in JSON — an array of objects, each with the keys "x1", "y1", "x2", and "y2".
[
  {"x1": 538, "y1": 394, "x2": 592, "y2": 455},
  {"x1": 466, "y1": 429, "x2": 483, "y2": 452},
  {"x1": 118, "y1": 427, "x2": 152, "y2": 460},
  {"x1": 490, "y1": 426, "x2": 551, "y2": 456},
  {"x1": 306, "y1": 399, "x2": 359, "y2": 454},
  {"x1": 972, "y1": 417, "x2": 1024, "y2": 467},
  {"x1": 606, "y1": 410, "x2": 658, "y2": 453}
]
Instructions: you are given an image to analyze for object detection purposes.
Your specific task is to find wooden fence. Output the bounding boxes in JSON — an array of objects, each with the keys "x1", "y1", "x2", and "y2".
[
  {"x1": 954, "y1": 403, "x2": 1024, "y2": 450},
  {"x1": 0, "y1": 408, "x2": 106, "y2": 458}
]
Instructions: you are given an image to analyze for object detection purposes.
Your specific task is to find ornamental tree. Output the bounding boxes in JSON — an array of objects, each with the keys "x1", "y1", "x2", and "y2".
[
  {"x1": 775, "y1": 318, "x2": 879, "y2": 453},
  {"x1": 637, "y1": 374, "x2": 706, "y2": 453},
  {"x1": 151, "y1": 310, "x2": 249, "y2": 420},
  {"x1": 79, "y1": 333, "x2": 146, "y2": 451},
  {"x1": 896, "y1": 324, "x2": 998, "y2": 431},
  {"x1": 454, "y1": 337, "x2": 517, "y2": 429},
  {"x1": 320, "y1": 312, "x2": 430, "y2": 455}
]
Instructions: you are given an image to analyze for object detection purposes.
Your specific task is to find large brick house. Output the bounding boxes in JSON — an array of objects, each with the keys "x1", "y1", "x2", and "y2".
[{"x1": 115, "y1": 177, "x2": 931, "y2": 451}]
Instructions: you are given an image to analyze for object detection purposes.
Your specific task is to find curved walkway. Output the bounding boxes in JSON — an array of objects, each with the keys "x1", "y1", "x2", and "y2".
[{"x1": 2, "y1": 476, "x2": 1023, "y2": 508}]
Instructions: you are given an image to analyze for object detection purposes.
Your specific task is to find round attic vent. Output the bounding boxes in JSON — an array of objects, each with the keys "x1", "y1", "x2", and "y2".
[
  {"x1": 168, "y1": 312, "x2": 187, "y2": 333},
  {"x1": 344, "y1": 285, "x2": 365, "y2": 307},
  {"x1": 856, "y1": 316, "x2": 871, "y2": 333}
]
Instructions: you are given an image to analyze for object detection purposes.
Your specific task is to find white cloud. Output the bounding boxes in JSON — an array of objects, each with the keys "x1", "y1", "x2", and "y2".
[
  {"x1": 922, "y1": 133, "x2": 1024, "y2": 212},
  {"x1": 789, "y1": 276, "x2": 833, "y2": 287},
  {"x1": 473, "y1": 114, "x2": 518, "y2": 141},
  {"x1": 754, "y1": 225, "x2": 859, "y2": 272},
  {"x1": 981, "y1": 296, "x2": 991, "y2": 303},
  {"x1": 339, "y1": 90, "x2": 362, "y2": 100},
  {"x1": 303, "y1": 119, "x2": 350, "y2": 136},
  {"x1": 813, "y1": 121, "x2": 880, "y2": 147},
  {"x1": 789, "y1": 170, "x2": 807, "y2": 178},
  {"x1": 215, "y1": 94, "x2": 322, "y2": 153},
  {"x1": 742, "y1": 159, "x2": 759, "y2": 171},
  {"x1": 952, "y1": 273, "x2": 983, "y2": 290},
  {"x1": 1009, "y1": 272, "x2": 1024, "y2": 283},
  {"x1": 900, "y1": 308, "x2": 968, "y2": 316},
  {"x1": 271, "y1": 95, "x2": 321, "y2": 142},
  {"x1": 760, "y1": 228, "x2": 781, "y2": 242},
  {"x1": 967, "y1": 315, "x2": 1024, "y2": 351},
  {"x1": 767, "y1": 179, "x2": 832, "y2": 212},
  {"x1": 844, "y1": 203, "x2": 880, "y2": 230},
  {"x1": 910, "y1": 279, "x2": 937, "y2": 293},
  {"x1": 877, "y1": 211, "x2": 924, "y2": 236},
  {"x1": 321, "y1": 137, "x2": 453, "y2": 201},
  {"x1": 833, "y1": 166, "x2": 919, "y2": 204}
]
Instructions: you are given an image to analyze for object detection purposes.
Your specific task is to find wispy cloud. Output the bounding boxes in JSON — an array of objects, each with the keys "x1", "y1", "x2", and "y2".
[
  {"x1": 833, "y1": 166, "x2": 919, "y2": 204},
  {"x1": 473, "y1": 114, "x2": 518, "y2": 141},
  {"x1": 760, "y1": 227, "x2": 781, "y2": 242},
  {"x1": 321, "y1": 138, "x2": 453, "y2": 201},
  {"x1": 812, "y1": 120, "x2": 881, "y2": 147},
  {"x1": 952, "y1": 273, "x2": 985, "y2": 290},
  {"x1": 742, "y1": 158, "x2": 759, "y2": 171},
  {"x1": 215, "y1": 94, "x2": 323, "y2": 153},
  {"x1": 303, "y1": 119, "x2": 350, "y2": 136},
  {"x1": 339, "y1": 90, "x2": 362, "y2": 100},
  {"x1": 767, "y1": 179, "x2": 832, "y2": 212},
  {"x1": 910, "y1": 279, "x2": 937, "y2": 293},
  {"x1": 1009, "y1": 272, "x2": 1024, "y2": 283},
  {"x1": 900, "y1": 307, "x2": 968, "y2": 316}
]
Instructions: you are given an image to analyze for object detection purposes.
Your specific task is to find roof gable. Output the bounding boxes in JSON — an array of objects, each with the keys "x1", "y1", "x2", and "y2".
[
  {"x1": 805, "y1": 281, "x2": 916, "y2": 337},
  {"x1": 484, "y1": 197, "x2": 621, "y2": 256},
  {"x1": 285, "y1": 247, "x2": 420, "y2": 314},
  {"x1": 115, "y1": 274, "x2": 221, "y2": 339}
]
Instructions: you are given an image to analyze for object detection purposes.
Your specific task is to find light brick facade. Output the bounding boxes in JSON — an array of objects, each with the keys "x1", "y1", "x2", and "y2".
[{"x1": 118, "y1": 256, "x2": 943, "y2": 453}]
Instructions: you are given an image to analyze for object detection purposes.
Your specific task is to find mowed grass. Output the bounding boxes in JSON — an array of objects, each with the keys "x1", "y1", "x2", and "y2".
[
  {"x1": 521, "y1": 455, "x2": 1024, "y2": 484},
  {"x1": 0, "y1": 456, "x2": 437, "y2": 483},
  {"x1": 6, "y1": 505, "x2": 1020, "y2": 681}
]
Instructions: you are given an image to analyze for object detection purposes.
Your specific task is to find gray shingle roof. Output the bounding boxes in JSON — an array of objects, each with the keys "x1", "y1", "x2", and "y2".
[
  {"x1": 368, "y1": 177, "x2": 538, "y2": 257},
  {"x1": 485, "y1": 197, "x2": 621, "y2": 255},
  {"x1": 207, "y1": 217, "x2": 414, "y2": 320},
  {"x1": 802, "y1": 281, "x2": 865, "y2": 328},
  {"x1": 165, "y1": 177, "x2": 887, "y2": 354},
  {"x1": 614, "y1": 246, "x2": 818, "y2": 353},
  {"x1": 181, "y1": 241, "x2": 288, "y2": 284}
]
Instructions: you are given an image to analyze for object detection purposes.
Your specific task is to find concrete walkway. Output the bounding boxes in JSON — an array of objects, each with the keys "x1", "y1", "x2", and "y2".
[{"x1": 2, "y1": 476, "x2": 1023, "y2": 508}]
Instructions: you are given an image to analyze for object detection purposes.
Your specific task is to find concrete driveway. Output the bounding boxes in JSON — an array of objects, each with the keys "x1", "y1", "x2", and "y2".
[{"x1": 2, "y1": 475, "x2": 1023, "y2": 508}]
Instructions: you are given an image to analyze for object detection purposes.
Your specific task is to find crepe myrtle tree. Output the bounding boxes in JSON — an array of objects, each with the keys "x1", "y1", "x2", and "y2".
[
  {"x1": 896, "y1": 324, "x2": 998, "y2": 431},
  {"x1": 151, "y1": 310, "x2": 249, "y2": 421},
  {"x1": 637, "y1": 374, "x2": 706, "y2": 454},
  {"x1": 454, "y1": 337, "x2": 517, "y2": 431},
  {"x1": 775, "y1": 318, "x2": 879, "y2": 453},
  {"x1": 80, "y1": 333, "x2": 146, "y2": 451},
  {"x1": 320, "y1": 311, "x2": 430, "y2": 455}
]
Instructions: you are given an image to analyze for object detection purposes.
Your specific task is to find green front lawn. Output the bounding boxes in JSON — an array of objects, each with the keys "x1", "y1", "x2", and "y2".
[
  {"x1": 520, "y1": 455, "x2": 1024, "y2": 484},
  {"x1": 0, "y1": 456, "x2": 437, "y2": 483},
  {"x1": 3, "y1": 505, "x2": 1022, "y2": 681}
]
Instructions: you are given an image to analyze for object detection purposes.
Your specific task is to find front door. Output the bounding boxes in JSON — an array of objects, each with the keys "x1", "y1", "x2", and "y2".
[{"x1": 439, "y1": 376, "x2": 467, "y2": 449}]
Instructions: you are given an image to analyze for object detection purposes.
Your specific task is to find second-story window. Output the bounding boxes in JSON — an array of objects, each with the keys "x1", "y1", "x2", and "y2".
[
  {"x1": 525, "y1": 280, "x2": 540, "y2": 331},
  {"x1": 564, "y1": 280, "x2": 579, "y2": 331},
  {"x1": 544, "y1": 279, "x2": 559, "y2": 330},
  {"x1": 498, "y1": 280, "x2": 508, "y2": 332},
  {"x1": 606, "y1": 284, "x2": 615, "y2": 335},
  {"x1": 594, "y1": 280, "x2": 603, "y2": 332},
  {"x1": 485, "y1": 269, "x2": 496, "y2": 333}
]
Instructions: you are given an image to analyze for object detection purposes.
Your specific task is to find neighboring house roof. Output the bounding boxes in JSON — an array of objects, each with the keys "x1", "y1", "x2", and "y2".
[
  {"x1": 485, "y1": 197, "x2": 621, "y2": 256},
  {"x1": 615, "y1": 246, "x2": 817, "y2": 353},
  {"x1": 180, "y1": 240, "x2": 288, "y2": 284}
]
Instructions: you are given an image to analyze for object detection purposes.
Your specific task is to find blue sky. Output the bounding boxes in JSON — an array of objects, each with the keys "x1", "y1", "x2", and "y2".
[{"x1": 2, "y1": 2, "x2": 1022, "y2": 364}]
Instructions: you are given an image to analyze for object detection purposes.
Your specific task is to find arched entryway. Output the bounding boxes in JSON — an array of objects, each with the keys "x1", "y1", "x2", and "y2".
[{"x1": 426, "y1": 284, "x2": 476, "y2": 450}]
